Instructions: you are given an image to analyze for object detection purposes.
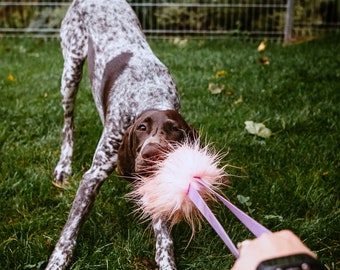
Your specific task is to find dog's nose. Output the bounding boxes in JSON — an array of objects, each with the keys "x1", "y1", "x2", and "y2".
[{"x1": 141, "y1": 143, "x2": 163, "y2": 160}]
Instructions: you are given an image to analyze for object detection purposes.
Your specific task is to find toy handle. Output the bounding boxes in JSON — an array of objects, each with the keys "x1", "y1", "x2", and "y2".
[{"x1": 188, "y1": 178, "x2": 271, "y2": 258}]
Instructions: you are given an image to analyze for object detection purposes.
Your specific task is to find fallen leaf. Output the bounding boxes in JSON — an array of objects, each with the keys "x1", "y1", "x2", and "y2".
[
  {"x1": 226, "y1": 89, "x2": 234, "y2": 96},
  {"x1": 244, "y1": 121, "x2": 272, "y2": 138},
  {"x1": 234, "y1": 95, "x2": 243, "y2": 105},
  {"x1": 208, "y1": 82, "x2": 225, "y2": 94},
  {"x1": 51, "y1": 181, "x2": 65, "y2": 189},
  {"x1": 257, "y1": 40, "x2": 267, "y2": 52},
  {"x1": 259, "y1": 56, "x2": 270, "y2": 65},
  {"x1": 215, "y1": 70, "x2": 227, "y2": 78},
  {"x1": 7, "y1": 74, "x2": 15, "y2": 82},
  {"x1": 173, "y1": 37, "x2": 188, "y2": 47}
]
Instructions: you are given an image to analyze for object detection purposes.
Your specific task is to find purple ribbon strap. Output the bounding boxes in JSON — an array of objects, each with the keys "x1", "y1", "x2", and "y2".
[
  {"x1": 187, "y1": 177, "x2": 271, "y2": 258},
  {"x1": 187, "y1": 185, "x2": 240, "y2": 257}
]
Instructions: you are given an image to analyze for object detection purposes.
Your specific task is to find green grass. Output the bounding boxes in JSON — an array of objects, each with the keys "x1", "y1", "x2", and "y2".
[{"x1": 0, "y1": 36, "x2": 339, "y2": 269}]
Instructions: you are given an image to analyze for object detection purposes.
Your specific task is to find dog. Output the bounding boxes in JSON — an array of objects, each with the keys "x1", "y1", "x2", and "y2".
[{"x1": 46, "y1": 0, "x2": 196, "y2": 269}]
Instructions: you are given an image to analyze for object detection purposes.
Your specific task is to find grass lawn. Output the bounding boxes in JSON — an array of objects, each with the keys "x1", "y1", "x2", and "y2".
[{"x1": 0, "y1": 35, "x2": 339, "y2": 269}]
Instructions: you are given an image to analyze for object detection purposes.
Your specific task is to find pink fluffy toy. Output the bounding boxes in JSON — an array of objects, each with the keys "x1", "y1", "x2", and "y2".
[{"x1": 128, "y1": 139, "x2": 271, "y2": 258}]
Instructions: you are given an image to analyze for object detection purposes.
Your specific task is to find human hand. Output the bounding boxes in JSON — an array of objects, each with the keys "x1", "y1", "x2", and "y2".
[{"x1": 231, "y1": 230, "x2": 316, "y2": 270}]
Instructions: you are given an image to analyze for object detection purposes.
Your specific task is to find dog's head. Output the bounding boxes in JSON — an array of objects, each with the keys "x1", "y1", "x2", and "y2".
[{"x1": 117, "y1": 110, "x2": 197, "y2": 180}]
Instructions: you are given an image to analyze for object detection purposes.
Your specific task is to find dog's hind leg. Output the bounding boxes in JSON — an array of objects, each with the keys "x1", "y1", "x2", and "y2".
[
  {"x1": 53, "y1": 12, "x2": 88, "y2": 184},
  {"x1": 153, "y1": 218, "x2": 177, "y2": 270}
]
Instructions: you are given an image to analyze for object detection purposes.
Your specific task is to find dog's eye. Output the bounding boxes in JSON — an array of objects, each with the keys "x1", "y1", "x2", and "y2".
[{"x1": 137, "y1": 124, "x2": 147, "y2": 131}]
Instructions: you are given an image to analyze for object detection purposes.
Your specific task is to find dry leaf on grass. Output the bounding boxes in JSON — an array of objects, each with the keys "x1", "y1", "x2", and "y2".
[
  {"x1": 208, "y1": 83, "x2": 225, "y2": 94},
  {"x1": 215, "y1": 70, "x2": 227, "y2": 78},
  {"x1": 7, "y1": 74, "x2": 16, "y2": 82},
  {"x1": 259, "y1": 56, "x2": 270, "y2": 65},
  {"x1": 234, "y1": 95, "x2": 243, "y2": 105},
  {"x1": 257, "y1": 41, "x2": 267, "y2": 52},
  {"x1": 245, "y1": 121, "x2": 272, "y2": 138},
  {"x1": 173, "y1": 37, "x2": 188, "y2": 47},
  {"x1": 226, "y1": 89, "x2": 234, "y2": 96}
]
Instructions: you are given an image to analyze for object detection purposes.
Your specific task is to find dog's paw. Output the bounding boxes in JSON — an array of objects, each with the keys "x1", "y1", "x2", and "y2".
[{"x1": 53, "y1": 167, "x2": 71, "y2": 186}]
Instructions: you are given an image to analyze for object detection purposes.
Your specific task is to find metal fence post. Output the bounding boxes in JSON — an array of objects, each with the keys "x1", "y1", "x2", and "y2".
[{"x1": 284, "y1": 0, "x2": 295, "y2": 43}]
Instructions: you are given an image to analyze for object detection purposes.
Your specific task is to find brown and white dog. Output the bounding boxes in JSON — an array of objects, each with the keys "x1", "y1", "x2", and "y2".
[{"x1": 47, "y1": 0, "x2": 196, "y2": 269}]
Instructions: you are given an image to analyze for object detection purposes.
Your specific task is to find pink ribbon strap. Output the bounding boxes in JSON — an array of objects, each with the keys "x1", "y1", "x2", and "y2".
[
  {"x1": 187, "y1": 177, "x2": 271, "y2": 258},
  {"x1": 188, "y1": 185, "x2": 240, "y2": 257}
]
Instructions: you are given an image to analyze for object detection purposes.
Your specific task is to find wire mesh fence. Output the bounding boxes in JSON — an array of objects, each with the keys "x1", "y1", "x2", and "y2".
[{"x1": 0, "y1": 1, "x2": 339, "y2": 41}]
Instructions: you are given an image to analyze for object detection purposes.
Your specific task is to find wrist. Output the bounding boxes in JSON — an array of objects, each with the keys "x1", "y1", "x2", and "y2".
[{"x1": 256, "y1": 253, "x2": 327, "y2": 270}]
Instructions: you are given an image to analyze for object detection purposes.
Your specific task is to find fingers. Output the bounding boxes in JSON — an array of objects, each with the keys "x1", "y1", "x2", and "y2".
[{"x1": 237, "y1": 239, "x2": 252, "y2": 251}]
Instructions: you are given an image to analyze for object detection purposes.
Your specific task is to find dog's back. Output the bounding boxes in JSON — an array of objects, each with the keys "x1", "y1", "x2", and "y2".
[{"x1": 61, "y1": 0, "x2": 180, "y2": 125}]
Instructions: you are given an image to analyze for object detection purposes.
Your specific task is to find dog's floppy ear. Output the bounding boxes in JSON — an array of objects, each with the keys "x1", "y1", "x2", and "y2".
[{"x1": 117, "y1": 124, "x2": 136, "y2": 180}]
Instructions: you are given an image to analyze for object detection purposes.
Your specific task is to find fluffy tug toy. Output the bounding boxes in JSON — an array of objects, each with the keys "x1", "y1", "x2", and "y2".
[
  {"x1": 128, "y1": 140, "x2": 226, "y2": 228},
  {"x1": 128, "y1": 139, "x2": 271, "y2": 258}
]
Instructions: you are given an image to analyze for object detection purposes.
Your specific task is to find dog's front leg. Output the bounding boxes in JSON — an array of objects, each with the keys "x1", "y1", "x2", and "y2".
[
  {"x1": 47, "y1": 132, "x2": 119, "y2": 270},
  {"x1": 53, "y1": 57, "x2": 85, "y2": 184},
  {"x1": 153, "y1": 218, "x2": 177, "y2": 270},
  {"x1": 47, "y1": 172, "x2": 102, "y2": 269}
]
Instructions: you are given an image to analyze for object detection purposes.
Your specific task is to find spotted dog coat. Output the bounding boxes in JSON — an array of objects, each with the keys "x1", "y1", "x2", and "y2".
[{"x1": 47, "y1": 0, "x2": 180, "y2": 269}]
